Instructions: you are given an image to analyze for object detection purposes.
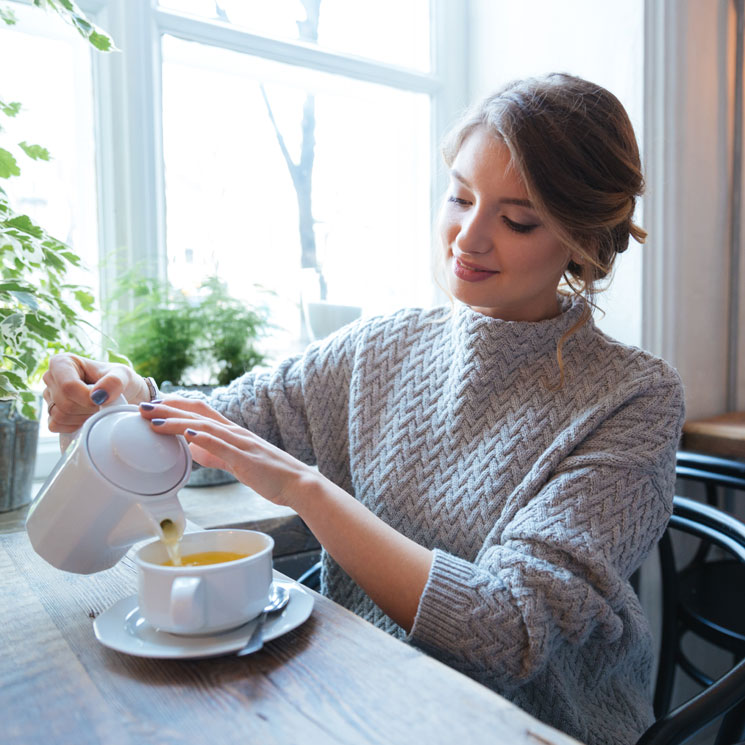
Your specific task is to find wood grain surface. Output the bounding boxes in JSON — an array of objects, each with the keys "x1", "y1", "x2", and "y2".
[
  {"x1": 0, "y1": 530, "x2": 582, "y2": 745},
  {"x1": 682, "y1": 411, "x2": 745, "y2": 459}
]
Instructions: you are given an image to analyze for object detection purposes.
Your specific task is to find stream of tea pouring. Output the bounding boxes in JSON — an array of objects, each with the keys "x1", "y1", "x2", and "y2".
[{"x1": 158, "y1": 518, "x2": 183, "y2": 566}]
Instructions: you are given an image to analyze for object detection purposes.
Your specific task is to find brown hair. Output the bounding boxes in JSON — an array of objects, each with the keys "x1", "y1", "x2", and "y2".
[{"x1": 440, "y1": 73, "x2": 646, "y2": 381}]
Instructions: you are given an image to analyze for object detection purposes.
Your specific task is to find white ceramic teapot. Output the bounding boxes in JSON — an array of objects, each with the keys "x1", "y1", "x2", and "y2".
[{"x1": 26, "y1": 395, "x2": 191, "y2": 574}]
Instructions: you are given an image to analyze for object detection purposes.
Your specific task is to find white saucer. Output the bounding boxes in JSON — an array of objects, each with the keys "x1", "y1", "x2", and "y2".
[{"x1": 93, "y1": 579, "x2": 313, "y2": 659}]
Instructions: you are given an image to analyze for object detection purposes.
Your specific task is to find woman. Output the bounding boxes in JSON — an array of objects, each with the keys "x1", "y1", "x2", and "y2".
[{"x1": 44, "y1": 74, "x2": 684, "y2": 745}]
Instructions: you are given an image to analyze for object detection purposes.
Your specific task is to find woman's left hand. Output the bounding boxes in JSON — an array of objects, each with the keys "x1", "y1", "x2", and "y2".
[{"x1": 138, "y1": 397, "x2": 316, "y2": 509}]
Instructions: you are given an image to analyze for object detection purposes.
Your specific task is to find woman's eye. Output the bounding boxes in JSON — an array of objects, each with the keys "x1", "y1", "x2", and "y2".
[
  {"x1": 447, "y1": 195, "x2": 470, "y2": 206},
  {"x1": 503, "y1": 216, "x2": 538, "y2": 234}
]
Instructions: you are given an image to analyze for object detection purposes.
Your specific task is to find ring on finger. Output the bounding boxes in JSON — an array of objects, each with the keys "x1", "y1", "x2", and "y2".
[{"x1": 48, "y1": 402, "x2": 56, "y2": 416}]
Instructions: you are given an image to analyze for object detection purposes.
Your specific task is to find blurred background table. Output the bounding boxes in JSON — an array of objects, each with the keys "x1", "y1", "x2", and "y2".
[{"x1": 681, "y1": 411, "x2": 745, "y2": 460}]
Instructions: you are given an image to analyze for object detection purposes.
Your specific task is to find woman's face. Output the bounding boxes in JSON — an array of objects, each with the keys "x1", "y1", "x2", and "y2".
[{"x1": 439, "y1": 127, "x2": 570, "y2": 322}]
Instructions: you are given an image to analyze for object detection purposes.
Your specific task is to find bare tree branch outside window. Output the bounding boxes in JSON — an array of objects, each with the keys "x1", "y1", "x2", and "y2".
[{"x1": 259, "y1": 0, "x2": 326, "y2": 301}]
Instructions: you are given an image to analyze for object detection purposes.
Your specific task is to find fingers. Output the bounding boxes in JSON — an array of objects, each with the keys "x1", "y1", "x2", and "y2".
[
  {"x1": 43, "y1": 354, "x2": 95, "y2": 410},
  {"x1": 186, "y1": 441, "x2": 232, "y2": 472},
  {"x1": 140, "y1": 408, "x2": 253, "y2": 473},
  {"x1": 183, "y1": 428, "x2": 248, "y2": 470},
  {"x1": 139, "y1": 403, "x2": 249, "y2": 445},
  {"x1": 43, "y1": 355, "x2": 99, "y2": 432},
  {"x1": 138, "y1": 397, "x2": 234, "y2": 426},
  {"x1": 43, "y1": 353, "x2": 147, "y2": 432}
]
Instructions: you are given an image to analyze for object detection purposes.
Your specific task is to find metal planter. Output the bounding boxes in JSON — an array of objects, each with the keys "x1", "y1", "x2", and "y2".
[{"x1": 0, "y1": 401, "x2": 40, "y2": 512}]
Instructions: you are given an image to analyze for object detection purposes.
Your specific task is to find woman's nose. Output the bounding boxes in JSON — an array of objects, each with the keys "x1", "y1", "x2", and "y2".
[{"x1": 455, "y1": 211, "x2": 493, "y2": 255}]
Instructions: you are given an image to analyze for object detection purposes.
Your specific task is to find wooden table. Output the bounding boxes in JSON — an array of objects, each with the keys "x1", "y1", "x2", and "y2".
[
  {"x1": 681, "y1": 411, "x2": 745, "y2": 459},
  {"x1": 0, "y1": 528, "x2": 582, "y2": 745}
]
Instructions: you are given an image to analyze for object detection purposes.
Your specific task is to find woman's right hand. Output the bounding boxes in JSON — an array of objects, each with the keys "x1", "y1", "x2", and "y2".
[{"x1": 42, "y1": 353, "x2": 150, "y2": 433}]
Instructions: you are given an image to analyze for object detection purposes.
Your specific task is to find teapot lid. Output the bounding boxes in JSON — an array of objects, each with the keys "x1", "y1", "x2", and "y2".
[{"x1": 87, "y1": 408, "x2": 189, "y2": 495}]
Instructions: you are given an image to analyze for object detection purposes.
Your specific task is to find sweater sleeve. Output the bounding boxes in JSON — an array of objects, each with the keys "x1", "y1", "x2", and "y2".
[{"x1": 408, "y1": 367, "x2": 685, "y2": 691}]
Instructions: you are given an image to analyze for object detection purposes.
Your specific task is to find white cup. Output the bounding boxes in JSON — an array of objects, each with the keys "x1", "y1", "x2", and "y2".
[{"x1": 134, "y1": 529, "x2": 274, "y2": 635}]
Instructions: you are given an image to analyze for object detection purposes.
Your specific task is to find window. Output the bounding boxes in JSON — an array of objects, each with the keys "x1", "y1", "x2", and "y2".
[
  {"x1": 93, "y1": 0, "x2": 461, "y2": 353},
  {"x1": 160, "y1": 33, "x2": 431, "y2": 355}
]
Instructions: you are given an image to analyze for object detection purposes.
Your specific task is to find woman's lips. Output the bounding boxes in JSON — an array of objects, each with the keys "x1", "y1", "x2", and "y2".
[{"x1": 452, "y1": 257, "x2": 499, "y2": 282}]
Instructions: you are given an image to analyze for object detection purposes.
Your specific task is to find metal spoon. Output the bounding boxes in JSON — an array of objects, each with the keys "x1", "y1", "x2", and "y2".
[{"x1": 236, "y1": 583, "x2": 290, "y2": 656}]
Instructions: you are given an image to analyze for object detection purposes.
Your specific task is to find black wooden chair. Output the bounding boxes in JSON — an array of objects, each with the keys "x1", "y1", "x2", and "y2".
[
  {"x1": 637, "y1": 496, "x2": 745, "y2": 745},
  {"x1": 297, "y1": 558, "x2": 322, "y2": 590},
  {"x1": 672, "y1": 453, "x2": 745, "y2": 688}
]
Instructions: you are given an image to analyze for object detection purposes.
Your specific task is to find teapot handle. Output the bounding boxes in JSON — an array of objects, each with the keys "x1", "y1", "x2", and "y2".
[{"x1": 59, "y1": 393, "x2": 129, "y2": 453}]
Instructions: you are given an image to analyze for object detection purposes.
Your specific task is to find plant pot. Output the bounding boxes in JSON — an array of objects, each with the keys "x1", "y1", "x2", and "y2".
[
  {"x1": 304, "y1": 302, "x2": 362, "y2": 341},
  {"x1": 160, "y1": 382, "x2": 237, "y2": 488},
  {"x1": 0, "y1": 400, "x2": 40, "y2": 512}
]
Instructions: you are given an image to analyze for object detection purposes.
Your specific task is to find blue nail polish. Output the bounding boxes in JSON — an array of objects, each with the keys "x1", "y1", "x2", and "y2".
[
  {"x1": 185, "y1": 428, "x2": 197, "y2": 436},
  {"x1": 150, "y1": 398, "x2": 163, "y2": 404},
  {"x1": 91, "y1": 389, "x2": 109, "y2": 405},
  {"x1": 140, "y1": 402, "x2": 155, "y2": 411},
  {"x1": 152, "y1": 418, "x2": 165, "y2": 426}
]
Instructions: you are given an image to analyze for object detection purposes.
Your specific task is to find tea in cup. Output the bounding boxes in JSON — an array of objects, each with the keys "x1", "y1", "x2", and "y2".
[{"x1": 134, "y1": 529, "x2": 274, "y2": 635}]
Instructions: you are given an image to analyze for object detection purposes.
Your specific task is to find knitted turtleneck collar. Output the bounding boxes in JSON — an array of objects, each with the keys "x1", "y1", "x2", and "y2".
[
  {"x1": 455, "y1": 292, "x2": 585, "y2": 335},
  {"x1": 444, "y1": 295, "x2": 594, "y2": 379}
]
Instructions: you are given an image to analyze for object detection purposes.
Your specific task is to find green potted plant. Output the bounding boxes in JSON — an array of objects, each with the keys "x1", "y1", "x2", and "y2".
[
  {"x1": 112, "y1": 272, "x2": 269, "y2": 486},
  {"x1": 0, "y1": 1, "x2": 112, "y2": 512},
  {"x1": 111, "y1": 272, "x2": 200, "y2": 390}
]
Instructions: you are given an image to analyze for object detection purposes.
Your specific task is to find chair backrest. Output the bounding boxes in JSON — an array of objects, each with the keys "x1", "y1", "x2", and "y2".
[
  {"x1": 636, "y1": 496, "x2": 745, "y2": 745},
  {"x1": 676, "y1": 451, "x2": 745, "y2": 493}
]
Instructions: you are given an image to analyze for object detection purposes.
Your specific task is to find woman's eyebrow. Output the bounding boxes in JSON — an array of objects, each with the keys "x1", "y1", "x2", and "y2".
[{"x1": 450, "y1": 169, "x2": 534, "y2": 209}]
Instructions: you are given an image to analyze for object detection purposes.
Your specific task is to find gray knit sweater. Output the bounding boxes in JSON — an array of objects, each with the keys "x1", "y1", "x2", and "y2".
[{"x1": 204, "y1": 295, "x2": 685, "y2": 745}]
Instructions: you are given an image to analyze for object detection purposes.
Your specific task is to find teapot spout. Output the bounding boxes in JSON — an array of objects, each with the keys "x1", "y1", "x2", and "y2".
[{"x1": 107, "y1": 498, "x2": 186, "y2": 551}]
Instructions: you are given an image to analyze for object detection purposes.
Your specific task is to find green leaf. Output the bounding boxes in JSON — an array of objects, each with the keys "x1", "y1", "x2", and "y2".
[
  {"x1": 0, "y1": 7, "x2": 18, "y2": 25},
  {"x1": 33, "y1": 0, "x2": 117, "y2": 52},
  {"x1": 60, "y1": 250, "x2": 82, "y2": 265},
  {"x1": 41, "y1": 247, "x2": 65, "y2": 272},
  {"x1": 6, "y1": 215, "x2": 44, "y2": 239},
  {"x1": 2, "y1": 353, "x2": 27, "y2": 370},
  {"x1": 0, "y1": 370, "x2": 25, "y2": 388},
  {"x1": 88, "y1": 30, "x2": 112, "y2": 51},
  {"x1": 73, "y1": 288, "x2": 94, "y2": 311},
  {"x1": 0, "y1": 101, "x2": 22, "y2": 118},
  {"x1": 106, "y1": 349, "x2": 132, "y2": 366},
  {"x1": 0, "y1": 280, "x2": 33, "y2": 293},
  {"x1": 24, "y1": 313, "x2": 58, "y2": 341},
  {"x1": 0, "y1": 313, "x2": 24, "y2": 333},
  {"x1": 19, "y1": 141, "x2": 51, "y2": 161},
  {"x1": 0, "y1": 373, "x2": 19, "y2": 396},
  {"x1": 0, "y1": 148, "x2": 20, "y2": 178}
]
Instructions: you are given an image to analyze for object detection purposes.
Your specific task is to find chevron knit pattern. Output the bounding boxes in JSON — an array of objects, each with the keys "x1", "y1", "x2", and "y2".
[{"x1": 204, "y1": 295, "x2": 685, "y2": 745}]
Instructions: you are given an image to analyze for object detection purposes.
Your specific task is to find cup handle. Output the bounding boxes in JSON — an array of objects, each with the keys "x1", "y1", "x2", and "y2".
[{"x1": 170, "y1": 576, "x2": 205, "y2": 631}]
